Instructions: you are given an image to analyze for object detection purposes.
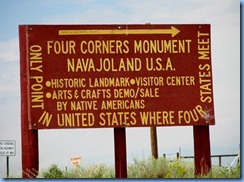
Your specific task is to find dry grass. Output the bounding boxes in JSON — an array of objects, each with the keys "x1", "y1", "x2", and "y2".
[{"x1": 36, "y1": 156, "x2": 240, "y2": 178}]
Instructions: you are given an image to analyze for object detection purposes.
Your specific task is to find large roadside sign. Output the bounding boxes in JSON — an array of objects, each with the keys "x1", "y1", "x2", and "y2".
[{"x1": 20, "y1": 24, "x2": 214, "y2": 129}]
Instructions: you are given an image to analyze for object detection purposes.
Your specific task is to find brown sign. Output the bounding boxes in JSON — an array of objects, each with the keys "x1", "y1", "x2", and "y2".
[{"x1": 21, "y1": 24, "x2": 214, "y2": 129}]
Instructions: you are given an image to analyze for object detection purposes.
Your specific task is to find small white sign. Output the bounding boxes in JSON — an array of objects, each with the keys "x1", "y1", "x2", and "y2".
[
  {"x1": 70, "y1": 156, "x2": 81, "y2": 166},
  {"x1": 0, "y1": 140, "x2": 16, "y2": 156}
]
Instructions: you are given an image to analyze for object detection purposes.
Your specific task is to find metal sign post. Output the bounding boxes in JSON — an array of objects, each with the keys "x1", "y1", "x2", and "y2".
[
  {"x1": 6, "y1": 156, "x2": 9, "y2": 178},
  {"x1": 0, "y1": 140, "x2": 16, "y2": 178}
]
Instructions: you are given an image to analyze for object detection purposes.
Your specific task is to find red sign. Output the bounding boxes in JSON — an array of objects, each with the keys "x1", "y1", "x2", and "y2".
[{"x1": 20, "y1": 24, "x2": 214, "y2": 129}]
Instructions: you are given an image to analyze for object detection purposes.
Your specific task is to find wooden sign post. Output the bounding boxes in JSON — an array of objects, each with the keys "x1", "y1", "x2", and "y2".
[
  {"x1": 19, "y1": 27, "x2": 39, "y2": 177},
  {"x1": 193, "y1": 126, "x2": 211, "y2": 176},
  {"x1": 114, "y1": 128, "x2": 127, "y2": 178},
  {"x1": 19, "y1": 24, "x2": 214, "y2": 178}
]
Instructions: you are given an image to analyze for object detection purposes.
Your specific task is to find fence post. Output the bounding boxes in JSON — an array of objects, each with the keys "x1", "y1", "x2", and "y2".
[
  {"x1": 176, "y1": 152, "x2": 180, "y2": 160},
  {"x1": 219, "y1": 156, "x2": 221, "y2": 167}
]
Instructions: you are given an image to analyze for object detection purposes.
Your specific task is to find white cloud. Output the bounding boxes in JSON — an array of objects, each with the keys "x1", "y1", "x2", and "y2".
[
  {"x1": 0, "y1": 37, "x2": 19, "y2": 63},
  {"x1": 0, "y1": 61, "x2": 20, "y2": 99},
  {"x1": 40, "y1": 2, "x2": 130, "y2": 24},
  {"x1": 42, "y1": 0, "x2": 94, "y2": 6},
  {"x1": 0, "y1": 38, "x2": 21, "y2": 99},
  {"x1": 184, "y1": 0, "x2": 238, "y2": 23}
]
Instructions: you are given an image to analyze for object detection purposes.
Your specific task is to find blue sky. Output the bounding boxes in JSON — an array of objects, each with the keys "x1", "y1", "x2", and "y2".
[{"x1": 0, "y1": 0, "x2": 240, "y2": 178}]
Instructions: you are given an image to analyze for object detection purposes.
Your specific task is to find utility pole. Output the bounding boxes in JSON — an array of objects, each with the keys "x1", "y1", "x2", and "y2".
[{"x1": 150, "y1": 127, "x2": 158, "y2": 159}]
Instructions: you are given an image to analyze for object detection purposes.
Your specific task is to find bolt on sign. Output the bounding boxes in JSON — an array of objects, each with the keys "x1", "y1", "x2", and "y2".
[{"x1": 21, "y1": 24, "x2": 214, "y2": 129}]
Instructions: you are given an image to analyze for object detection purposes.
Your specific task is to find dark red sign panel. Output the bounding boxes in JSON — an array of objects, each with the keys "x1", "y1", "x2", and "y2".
[{"x1": 20, "y1": 24, "x2": 214, "y2": 129}]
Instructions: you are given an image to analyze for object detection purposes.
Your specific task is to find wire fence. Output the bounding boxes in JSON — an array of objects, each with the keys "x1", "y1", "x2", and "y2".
[{"x1": 162, "y1": 152, "x2": 239, "y2": 167}]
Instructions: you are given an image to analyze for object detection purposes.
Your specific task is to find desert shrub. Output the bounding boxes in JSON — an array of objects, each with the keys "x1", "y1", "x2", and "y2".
[
  {"x1": 39, "y1": 157, "x2": 240, "y2": 178},
  {"x1": 41, "y1": 164, "x2": 64, "y2": 178},
  {"x1": 204, "y1": 163, "x2": 240, "y2": 178},
  {"x1": 165, "y1": 160, "x2": 194, "y2": 178},
  {"x1": 64, "y1": 164, "x2": 114, "y2": 178},
  {"x1": 127, "y1": 157, "x2": 196, "y2": 178},
  {"x1": 128, "y1": 156, "x2": 168, "y2": 178}
]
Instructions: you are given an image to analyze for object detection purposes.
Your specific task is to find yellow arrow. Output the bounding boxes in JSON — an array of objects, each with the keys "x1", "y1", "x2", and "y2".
[{"x1": 59, "y1": 26, "x2": 180, "y2": 37}]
